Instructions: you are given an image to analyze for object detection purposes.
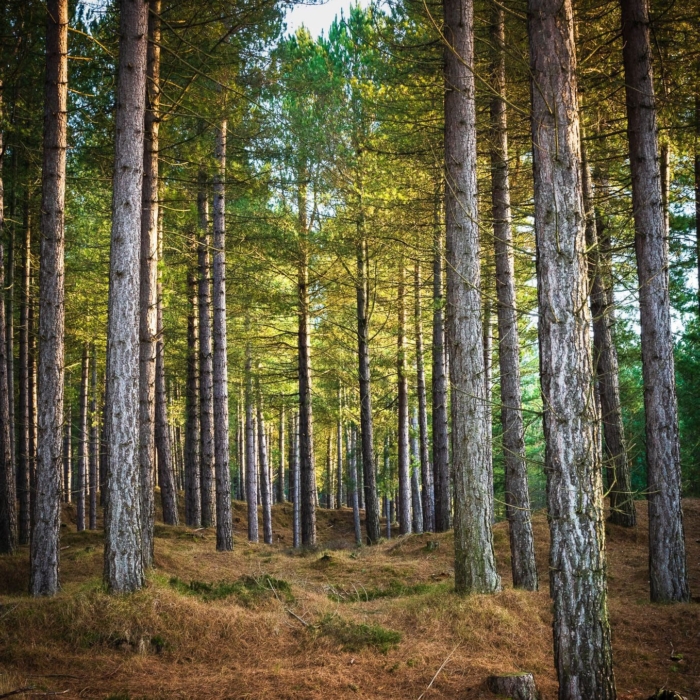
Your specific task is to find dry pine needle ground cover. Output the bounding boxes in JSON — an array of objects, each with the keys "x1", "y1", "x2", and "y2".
[{"x1": 1, "y1": 499, "x2": 699, "y2": 699}]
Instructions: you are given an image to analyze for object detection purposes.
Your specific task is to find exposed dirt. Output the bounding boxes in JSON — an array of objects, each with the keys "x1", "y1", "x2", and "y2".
[{"x1": 0, "y1": 498, "x2": 698, "y2": 699}]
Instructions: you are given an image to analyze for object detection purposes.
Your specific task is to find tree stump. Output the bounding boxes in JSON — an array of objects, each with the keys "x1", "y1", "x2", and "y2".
[{"x1": 486, "y1": 673, "x2": 540, "y2": 700}]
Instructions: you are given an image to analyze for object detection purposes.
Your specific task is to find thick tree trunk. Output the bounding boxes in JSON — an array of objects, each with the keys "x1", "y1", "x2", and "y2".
[
  {"x1": 414, "y1": 262, "x2": 434, "y2": 532},
  {"x1": 185, "y1": 233, "x2": 201, "y2": 527},
  {"x1": 298, "y1": 184, "x2": 316, "y2": 546},
  {"x1": 245, "y1": 339, "x2": 258, "y2": 542},
  {"x1": 356, "y1": 237, "x2": 381, "y2": 543},
  {"x1": 18, "y1": 201, "x2": 31, "y2": 545},
  {"x1": 620, "y1": 0, "x2": 689, "y2": 603},
  {"x1": 198, "y1": 170, "x2": 215, "y2": 528},
  {"x1": 278, "y1": 406, "x2": 286, "y2": 503},
  {"x1": 410, "y1": 409, "x2": 423, "y2": 534},
  {"x1": 30, "y1": 0, "x2": 67, "y2": 592},
  {"x1": 89, "y1": 342, "x2": 98, "y2": 530},
  {"x1": 212, "y1": 122, "x2": 233, "y2": 550},
  {"x1": 76, "y1": 344, "x2": 89, "y2": 532},
  {"x1": 396, "y1": 259, "x2": 412, "y2": 535},
  {"x1": 103, "y1": 0, "x2": 149, "y2": 594},
  {"x1": 489, "y1": 4, "x2": 538, "y2": 591},
  {"x1": 257, "y1": 387, "x2": 273, "y2": 545},
  {"x1": 529, "y1": 0, "x2": 616, "y2": 695},
  {"x1": 583, "y1": 155, "x2": 636, "y2": 528},
  {"x1": 431, "y1": 221, "x2": 450, "y2": 532},
  {"x1": 444, "y1": 0, "x2": 500, "y2": 594},
  {"x1": 137, "y1": 0, "x2": 160, "y2": 568}
]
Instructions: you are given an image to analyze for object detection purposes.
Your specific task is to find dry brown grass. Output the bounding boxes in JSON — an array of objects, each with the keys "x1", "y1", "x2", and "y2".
[{"x1": 0, "y1": 498, "x2": 699, "y2": 699}]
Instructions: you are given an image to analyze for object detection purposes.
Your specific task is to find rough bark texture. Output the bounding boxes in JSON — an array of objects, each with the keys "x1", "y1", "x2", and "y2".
[
  {"x1": 30, "y1": 0, "x2": 68, "y2": 593},
  {"x1": 198, "y1": 171, "x2": 215, "y2": 529},
  {"x1": 245, "y1": 340, "x2": 258, "y2": 542},
  {"x1": 103, "y1": 0, "x2": 149, "y2": 594},
  {"x1": 76, "y1": 345, "x2": 89, "y2": 532},
  {"x1": 431, "y1": 223, "x2": 450, "y2": 532},
  {"x1": 257, "y1": 389, "x2": 273, "y2": 545},
  {"x1": 396, "y1": 259, "x2": 412, "y2": 535},
  {"x1": 620, "y1": 0, "x2": 689, "y2": 603},
  {"x1": 414, "y1": 262, "x2": 434, "y2": 532},
  {"x1": 444, "y1": 0, "x2": 500, "y2": 594},
  {"x1": 89, "y1": 343, "x2": 98, "y2": 530},
  {"x1": 18, "y1": 204, "x2": 31, "y2": 545},
  {"x1": 356, "y1": 237, "x2": 380, "y2": 544},
  {"x1": 487, "y1": 674, "x2": 540, "y2": 700},
  {"x1": 583, "y1": 157, "x2": 636, "y2": 529},
  {"x1": 137, "y1": 0, "x2": 160, "y2": 568},
  {"x1": 529, "y1": 0, "x2": 616, "y2": 695},
  {"x1": 212, "y1": 123, "x2": 233, "y2": 551},
  {"x1": 489, "y1": 5, "x2": 538, "y2": 590},
  {"x1": 185, "y1": 232, "x2": 201, "y2": 527}
]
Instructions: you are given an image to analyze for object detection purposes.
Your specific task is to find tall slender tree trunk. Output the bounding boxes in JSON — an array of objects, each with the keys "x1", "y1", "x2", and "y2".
[
  {"x1": 397, "y1": 259, "x2": 411, "y2": 535},
  {"x1": 291, "y1": 412, "x2": 300, "y2": 548},
  {"x1": 583, "y1": 153, "x2": 636, "y2": 528},
  {"x1": 336, "y1": 391, "x2": 343, "y2": 509},
  {"x1": 29, "y1": 275, "x2": 37, "y2": 528},
  {"x1": 410, "y1": 409, "x2": 424, "y2": 534},
  {"x1": 257, "y1": 386, "x2": 272, "y2": 545},
  {"x1": 489, "y1": 4, "x2": 537, "y2": 591},
  {"x1": 297, "y1": 182, "x2": 316, "y2": 546},
  {"x1": 198, "y1": 170, "x2": 215, "y2": 528},
  {"x1": 63, "y1": 394, "x2": 71, "y2": 503},
  {"x1": 29, "y1": 0, "x2": 67, "y2": 591},
  {"x1": 356, "y1": 236, "x2": 380, "y2": 543},
  {"x1": 695, "y1": 95, "x2": 700, "y2": 316},
  {"x1": 245, "y1": 339, "x2": 258, "y2": 542},
  {"x1": 137, "y1": 0, "x2": 160, "y2": 567},
  {"x1": 413, "y1": 262, "x2": 434, "y2": 532},
  {"x1": 325, "y1": 432, "x2": 333, "y2": 509},
  {"x1": 18, "y1": 199, "x2": 31, "y2": 545},
  {"x1": 277, "y1": 406, "x2": 285, "y2": 503},
  {"x1": 104, "y1": 0, "x2": 149, "y2": 594},
  {"x1": 76, "y1": 344, "x2": 88, "y2": 532},
  {"x1": 529, "y1": 0, "x2": 616, "y2": 694},
  {"x1": 347, "y1": 424, "x2": 361, "y2": 545},
  {"x1": 89, "y1": 342, "x2": 98, "y2": 530},
  {"x1": 185, "y1": 233, "x2": 201, "y2": 527},
  {"x1": 444, "y1": 0, "x2": 500, "y2": 594},
  {"x1": 431, "y1": 218, "x2": 450, "y2": 532},
  {"x1": 99, "y1": 374, "x2": 107, "y2": 506},
  {"x1": 620, "y1": 0, "x2": 689, "y2": 603},
  {"x1": 212, "y1": 122, "x2": 233, "y2": 550}
]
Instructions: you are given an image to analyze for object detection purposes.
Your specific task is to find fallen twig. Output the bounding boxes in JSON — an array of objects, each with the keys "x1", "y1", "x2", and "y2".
[
  {"x1": 417, "y1": 644, "x2": 460, "y2": 700},
  {"x1": 0, "y1": 688, "x2": 34, "y2": 699}
]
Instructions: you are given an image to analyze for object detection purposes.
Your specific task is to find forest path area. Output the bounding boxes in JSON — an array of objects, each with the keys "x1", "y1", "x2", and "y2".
[{"x1": 1, "y1": 499, "x2": 699, "y2": 700}]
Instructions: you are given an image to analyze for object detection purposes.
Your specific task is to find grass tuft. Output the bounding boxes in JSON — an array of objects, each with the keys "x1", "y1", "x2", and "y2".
[
  {"x1": 317, "y1": 613, "x2": 401, "y2": 653},
  {"x1": 168, "y1": 574, "x2": 293, "y2": 606}
]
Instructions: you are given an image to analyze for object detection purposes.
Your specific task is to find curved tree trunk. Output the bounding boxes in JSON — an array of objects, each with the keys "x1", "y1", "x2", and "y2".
[
  {"x1": 489, "y1": 4, "x2": 537, "y2": 591},
  {"x1": 620, "y1": 0, "x2": 689, "y2": 603},
  {"x1": 104, "y1": 0, "x2": 149, "y2": 594},
  {"x1": 528, "y1": 0, "x2": 616, "y2": 694},
  {"x1": 444, "y1": 0, "x2": 500, "y2": 595},
  {"x1": 30, "y1": 0, "x2": 67, "y2": 590}
]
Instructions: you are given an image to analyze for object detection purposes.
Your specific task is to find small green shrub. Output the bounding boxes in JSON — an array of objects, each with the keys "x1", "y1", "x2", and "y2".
[{"x1": 317, "y1": 614, "x2": 401, "y2": 653}]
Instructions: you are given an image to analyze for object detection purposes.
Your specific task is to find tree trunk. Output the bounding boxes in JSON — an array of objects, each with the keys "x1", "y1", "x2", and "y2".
[
  {"x1": 63, "y1": 392, "x2": 71, "y2": 503},
  {"x1": 278, "y1": 406, "x2": 286, "y2": 503},
  {"x1": 356, "y1": 237, "x2": 380, "y2": 544},
  {"x1": 185, "y1": 232, "x2": 201, "y2": 527},
  {"x1": 444, "y1": 0, "x2": 500, "y2": 595},
  {"x1": 291, "y1": 412, "x2": 300, "y2": 548},
  {"x1": 89, "y1": 342, "x2": 98, "y2": 530},
  {"x1": 348, "y1": 424, "x2": 362, "y2": 545},
  {"x1": 620, "y1": 0, "x2": 689, "y2": 603},
  {"x1": 137, "y1": 0, "x2": 160, "y2": 567},
  {"x1": 245, "y1": 338, "x2": 258, "y2": 542},
  {"x1": 396, "y1": 258, "x2": 412, "y2": 535},
  {"x1": 410, "y1": 408, "x2": 423, "y2": 534},
  {"x1": 257, "y1": 386, "x2": 272, "y2": 545},
  {"x1": 336, "y1": 393, "x2": 343, "y2": 509},
  {"x1": 76, "y1": 344, "x2": 89, "y2": 532},
  {"x1": 695, "y1": 95, "x2": 700, "y2": 316},
  {"x1": 18, "y1": 200, "x2": 31, "y2": 545},
  {"x1": 99, "y1": 374, "x2": 107, "y2": 506},
  {"x1": 298, "y1": 183, "x2": 317, "y2": 546},
  {"x1": 489, "y1": 4, "x2": 538, "y2": 591},
  {"x1": 384, "y1": 436, "x2": 391, "y2": 540},
  {"x1": 30, "y1": 0, "x2": 67, "y2": 592},
  {"x1": 212, "y1": 122, "x2": 233, "y2": 550},
  {"x1": 326, "y1": 432, "x2": 334, "y2": 510},
  {"x1": 583, "y1": 154, "x2": 636, "y2": 528},
  {"x1": 431, "y1": 219, "x2": 450, "y2": 533},
  {"x1": 529, "y1": 0, "x2": 616, "y2": 694},
  {"x1": 103, "y1": 0, "x2": 149, "y2": 594},
  {"x1": 198, "y1": 170, "x2": 215, "y2": 528}
]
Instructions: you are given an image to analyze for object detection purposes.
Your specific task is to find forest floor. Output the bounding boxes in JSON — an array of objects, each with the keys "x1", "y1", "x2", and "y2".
[{"x1": 1, "y1": 499, "x2": 699, "y2": 700}]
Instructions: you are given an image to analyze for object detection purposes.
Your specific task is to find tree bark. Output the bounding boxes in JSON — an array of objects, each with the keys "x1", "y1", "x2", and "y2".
[
  {"x1": 257, "y1": 385, "x2": 273, "y2": 545},
  {"x1": 336, "y1": 392, "x2": 343, "y2": 509},
  {"x1": 278, "y1": 406, "x2": 286, "y2": 503},
  {"x1": 356, "y1": 237, "x2": 380, "y2": 544},
  {"x1": 431, "y1": 219, "x2": 450, "y2": 533},
  {"x1": 198, "y1": 169, "x2": 215, "y2": 528},
  {"x1": 529, "y1": 0, "x2": 616, "y2": 694},
  {"x1": 347, "y1": 424, "x2": 361, "y2": 545},
  {"x1": 103, "y1": 0, "x2": 149, "y2": 594},
  {"x1": 185, "y1": 232, "x2": 201, "y2": 527},
  {"x1": 444, "y1": 0, "x2": 500, "y2": 594},
  {"x1": 245, "y1": 338, "x2": 258, "y2": 542},
  {"x1": 89, "y1": 342, "x2": 98, "y2": 530},
  {"x1": 18, "y1": 198, "x2": 31, "y2": 545},
  {"x1": 76, "y1": 344, "x2": 89, "y2": 532},
  {"x1": 695, "y1": 95, "x2": 700, "y2": 316},
  {"x1": 396, "y1": 259, "x2": 411, "y2": 535},
  {"x1": 291, "y1": 411, "x2": 300, "y2": 548},
  {"x1": 620, "y1": 0, "x2": 689, "y2": 603},
  {"x1": 489, "y1": 4, "x2": 538, "y2": 590},
  {"x1": 137, "y1": 0, "x2": 160, "y2": 568},
  {"x1": 325, "y1": 432, "x2": 334, "y2": 509},
  {"x1": 212, "y1": 122, "x2": 233, "y2": 550},
  {"x1": 410, "y1": 409, "x2": 424, "y2": 534},
  {"x1": 63, "y1": 392, "x2": 71, "y2": 504}
]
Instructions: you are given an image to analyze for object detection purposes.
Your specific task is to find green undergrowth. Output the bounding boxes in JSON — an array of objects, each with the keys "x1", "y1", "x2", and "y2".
[
  {"x1": 317, "y1": 613, "x2": 401, "y2": 653},
  {"x1": 327, "y1": 579, "x2": 433, "y2": 602},
  {"x1": 168, "y1": 574, "x2": 293, "y2": 606}
]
